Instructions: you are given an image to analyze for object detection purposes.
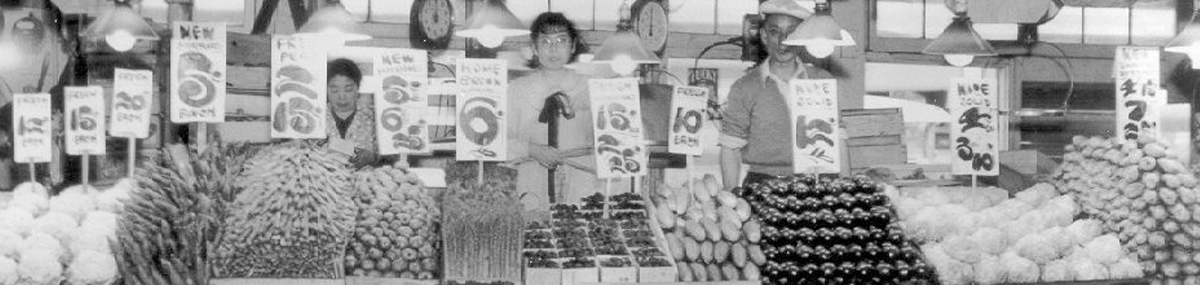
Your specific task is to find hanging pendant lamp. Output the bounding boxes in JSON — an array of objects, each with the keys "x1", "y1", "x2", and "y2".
[
  {"x1": 782, "y1": 0, "x2": 854, "y2": 58},
  {"x1": 922, "y1": 0, "x2": 996, "y2": 67},
  {"x1": 591, "y1": 1, "x2": 661, "y2": 75},
  {"x1": 296, "y1": 0, "x2": 371, "y2": 42},
  {"x1": 82, "y1": 0, "x2": 159, "y2": 52},
  {"x1": 455, "y1": 0, "x2": 529, "y2": 48}
]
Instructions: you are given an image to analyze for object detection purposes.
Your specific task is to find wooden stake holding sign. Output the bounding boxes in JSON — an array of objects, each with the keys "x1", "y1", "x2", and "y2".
[
  {"x1": 110, "y1": 69, "x2": 155, "y2": 177},
  {"x1": 668, "y1": 85, "x2": 710, "y2": 200},
  {"x1": 11, "y1": 93, "x2": 53, "y2": 182},
  {"x1": 65, "y1": 86, "x2": 107, "y2": 186},
  {"x1": 454, "y1": 58, "x2": 509, "y2": 185},
  {"x1": 589, "y1": 78, "x2": 650, "y2": 217}
]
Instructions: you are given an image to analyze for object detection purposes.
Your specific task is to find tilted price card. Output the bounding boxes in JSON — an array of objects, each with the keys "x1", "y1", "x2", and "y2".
[
  {"x1": 948, "y1": 78, "x2": 1000, "y2": 176},
  {"x1": 110, "y1": 68, "x2": 154, "y2": 138},
  {"x1": 65, "y1": 86, "x2": 106, "y2": 155},
  {"x1": 13, "y1": 93, "x2": 53, "y2": 163},
  {"x1": 270, "y1": 35, "x2": 328, "y2": 139},
  {"x1": 668, "y1": 85, "x2": 708, "y2": 155},
  {"x1": 374, "y1": 48, "x2": 431, "y2": 155},
  {"x1": 170, "y1": 21, "x2": 227, "y2": 123},
  {"x1": 455, "y1": 58, "x2": 507, "y2": 161},
  {"x1": 589, "y1": 77, "x2": 648, "y2": 178},
  {"x1": 1114, "y1": 46, "x2": 1162, "y2": 141}
]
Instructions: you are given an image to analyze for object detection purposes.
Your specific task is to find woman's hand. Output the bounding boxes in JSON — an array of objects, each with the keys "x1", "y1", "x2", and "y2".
[
  {"x1": 350, "y1": 148, "x2": 378, "y2": 169},
  {"x1": 529, "y1": 144, "x2": 563, "y2": 169}
]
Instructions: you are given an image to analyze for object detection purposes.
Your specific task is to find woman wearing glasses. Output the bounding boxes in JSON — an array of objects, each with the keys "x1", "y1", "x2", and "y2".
[{"x1": 507, "y1": 12, "x2": 611, "y2": 210}]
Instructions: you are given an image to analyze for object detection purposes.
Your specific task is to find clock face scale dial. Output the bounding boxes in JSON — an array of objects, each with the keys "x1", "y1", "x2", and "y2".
[
  {"x1": 634, "y1": 1, "x2": 668, "y2": 55},
  {"x1": 410, "y1": 0, "x2": 454, "y2": 49}
]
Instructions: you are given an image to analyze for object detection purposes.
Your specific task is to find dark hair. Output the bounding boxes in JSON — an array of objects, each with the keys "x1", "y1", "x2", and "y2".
[
  {"x1": 327, "y1": 58, "x2": 362, "y2": 86},
  {"x1": 527, "y1": 12, "x2": 588, "y2": 69}
]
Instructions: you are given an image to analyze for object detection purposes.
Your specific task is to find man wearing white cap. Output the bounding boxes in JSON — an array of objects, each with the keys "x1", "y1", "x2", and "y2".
[{"x1": 720, "y1": 0, "x2": 834, "y2": 191}]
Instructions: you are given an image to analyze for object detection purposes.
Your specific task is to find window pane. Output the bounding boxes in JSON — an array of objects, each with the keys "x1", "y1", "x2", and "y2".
[
  {"x1": 673, "y1": 0, "x2": 717, "y2": 34},
  {"x1": 370, "y1": 0, "x2": 413, "y2": 23},
  {"x1": 1131, "y1": 0, "x2": 1176, "y2": 45},
  {"x1": 552, "y1": 0, "x2": 595, "y2": 30},
  {"x1": 342, "y1": 0, "x2": 370, "y2": 21},
  {"x1": 975, "y1": 23, "x2": 1018, "y2": 40},
  {"x1": 716, "y1": 0, "x2": 757, "y2": 35},
  {"x1": 594, "y1": 0, "x2": 623, "y2": 31},
  {"x1": 924, "y1": 2, "x2": 955, "y2": 40},
  {"x1": 138, "y1": 0, "x2": 168, "y2": 23},
  {"x1": 876, "y1": 0, "x2": 924, "y2": 38},
  {"x1": 1084, "y1": 7, "x2": 1130, "y2": 44},
  {"x1": 1040, "y1": 6, "x2": 1082, "y2": 43},
  {"x1": 195, "y1": 0, "x2": 247, "y2": 24},
  {"x1": 508, "y1": 0, "x2": 548, "y2": 27}
]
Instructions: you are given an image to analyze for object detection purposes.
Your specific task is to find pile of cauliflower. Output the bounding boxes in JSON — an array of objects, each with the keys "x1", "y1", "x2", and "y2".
[
  {"x1": 896, "y1": 183, "x2": 1143, "y2": 284},
  {"x1": 1054, "y1": 135, "x2": 1200, "y2": 283},
  {"x1": 0, "y1": 179, "x2": 133, "y2": 285}
]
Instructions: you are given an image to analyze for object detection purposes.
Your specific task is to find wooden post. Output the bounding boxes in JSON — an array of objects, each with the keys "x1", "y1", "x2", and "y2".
[
  {"x1": 81, "y1": 153, "x2": 89, "y2": 187},
  {"x1": 127, "y1": 138, "x2": 136, "y2": 177}
]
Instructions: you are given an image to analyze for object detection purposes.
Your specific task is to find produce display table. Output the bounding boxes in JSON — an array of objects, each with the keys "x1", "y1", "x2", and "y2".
[
  {"x1": 580, "y1": 282, "x2": 761, "y2": 285},
  {"x1": 1002, "y1": 279, "x2": 1148, "y2": 285},
  {"x1": 210, "y1": 279, "x2": 343, "y2": 285}
]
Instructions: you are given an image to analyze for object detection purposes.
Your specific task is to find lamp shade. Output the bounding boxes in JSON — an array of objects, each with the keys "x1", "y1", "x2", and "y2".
[
  {"x1": 297, "y1": 1, "x2": 371, "y2": 42},
  {"x1": 591, "y1": 29, "x2": 662, "y2": 74},
  {"x1": 922, "y1": 15, "x2": 997, "y2": 56},
  {"x1": 81, "y1": 1, "x2": 158, "y2": 41},
  {"x1": 455, "y1": 0, "x2": 529, "y2": 48},
  {"x1": 781, "y1": 12, "x2": 851, "y2": 47},
  {"x1": 1166, "y1": 9, "x2": 1200, "y2": 55}
]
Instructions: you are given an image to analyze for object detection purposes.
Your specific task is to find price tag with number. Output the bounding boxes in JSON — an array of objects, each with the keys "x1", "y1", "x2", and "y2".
[
  {"x1": 789, "y1": 79, "x2": 841, "y2": 174},
  {"x1": 374, "y1": 48, "x2": 430, "y2": 155},
  {"x1": 110, "y1": 68, "x2": 154, "y2": 138},
  {"x1": 668, "y1": 86, "x2": 708, "y2": 155},
  {"x1": 948, "y1": 78, "x2": 1000, "y2": 176},
  {"x1": 65, "y1": 86, "x2": 107, "y2": 155},
  {"x1": 13, "y1": 93, "x2": 53, "y2": 163}
]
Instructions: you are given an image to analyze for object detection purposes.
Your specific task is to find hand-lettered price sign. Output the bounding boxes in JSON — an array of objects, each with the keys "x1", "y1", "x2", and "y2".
[
  {"x1": 170, "y1": 21, "x2": 227, "y2": 123},
  {"x1": 1115, "y1": 46, "x2": 1162, "y2": 141},
  {"x1": 375, "y1": 48, "x2": 430, "y2": 154},
  {"x1": 110, "y1": 68, "x2": 153, "y2": 138},
  {"x1": 948, "y1": 78, "x2": 1000, "y2": 176},
  {"x1": 65, "y1": 86, "x2": 106, "y2": 155},
  {"x1": 270, "y1": 35, "x2": 328, "y2": 139},
  {"x1": 590, "y1": 78, "x2": 648, "y2": 178},
  {"x1": 455, "y1": 58, "x2": 507, "y2": 161},
  {"x1": 668, "y1": 85, "x2": 708, "y2": 155},
  {"x1": 12, "y1": 93, "x2": 52, "y2": 163},
  {"x1": 790, "y1": 79, "x2": 841, "y2": 174}
]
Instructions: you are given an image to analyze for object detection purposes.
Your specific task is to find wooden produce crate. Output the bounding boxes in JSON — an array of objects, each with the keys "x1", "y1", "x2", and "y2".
[
  {"x1": 344, "y1": 277, "x2": 440, "y2": 285},
  {"x1": 1001, "y1": 279, "x2": 1147, "y2": 285},
  {"x1": 598, "y1": 255, "x2": 637, "y2": 283},
  {"x1": 638, "y1": 204, "x2": 679, "y2": 283},
  {"x1": 211, "y1": 279, "x2": 343, "y2": 285},
  {"x1": 581, "y1": 281, "x2": 761, "y2": 285},
  {"x1": 525, "y1": 266, "x2": 563, "y2": 285},
  {"x1": 842, "y1": 108, "x2": 907, "y2": 172},
  {"x1": 563, "y1": 265, "x2": 601, "y2": 285}
]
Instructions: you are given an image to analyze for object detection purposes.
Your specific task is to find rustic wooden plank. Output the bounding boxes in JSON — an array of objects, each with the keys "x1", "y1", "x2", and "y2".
[
  {"x1": 227, "y1": 33, "x2": 272, "y2": 67},
  {"x1": 841, "y1": 108, "x2": 904, "y2": 138},
  {"x1": 847, "y1": 135, "x2": 903, "y2": 147},
  {"x1": 848, "y1": 144, "x2": 906, "y2": 170}
]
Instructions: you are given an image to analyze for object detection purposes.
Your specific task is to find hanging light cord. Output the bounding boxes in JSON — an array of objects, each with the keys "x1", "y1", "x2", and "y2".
[
  {"x1": 693, "y1": 36, "x2": 743, "y2": 70},
  {"x1": 644, "y1": 68, "x2": 685, "y2": 85},
  {"x1": 1033, "y1": 42, "x2": 1076, "y2": 116}
]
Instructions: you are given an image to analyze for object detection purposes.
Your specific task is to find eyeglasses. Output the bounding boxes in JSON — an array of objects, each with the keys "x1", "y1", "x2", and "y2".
[{"x1": 536, "y1": 36, "x2": 572, "y2": 48}]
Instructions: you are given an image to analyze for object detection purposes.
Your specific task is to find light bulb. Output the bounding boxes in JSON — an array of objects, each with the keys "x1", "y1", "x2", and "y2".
[
  {"x1": 106, "y1": 30, "x2": 137, "y2": 52},
  {"x1": 609, "y1": 55, "x2": 638, "y2": 76},
  {"x1": 944, "y1": 54, "x2": 974, "y2": 67},
  {"x1": 472, "y1": 25, "x2": 505, "y2": 48},
  {"x1": 806, "y1": 43, "x2": 836, "y2": 58},
  {"x1": 1186, "y1": 46, "x2": 1200, "y2": 69}
]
